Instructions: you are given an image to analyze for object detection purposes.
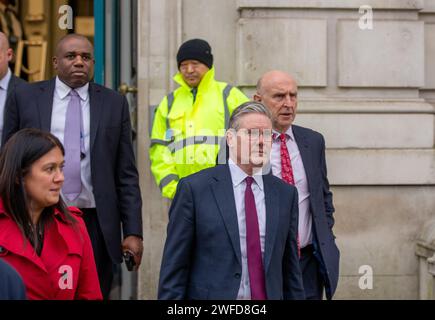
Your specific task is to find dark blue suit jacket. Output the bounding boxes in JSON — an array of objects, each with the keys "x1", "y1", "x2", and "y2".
[
  {"x1": 2, "y1": 78, "x2": 142, "y2": 263},
  {"x1": 0, "y1": 258, "x2": 26, "y2": 300},
  {"x1": 158, "y1": 164, "x2": 305, "y2": 300},
  {"x1": 292, "y1": 125, "x2": 340, "y2": 299},
  {"x1": 1, "y1": 74, "x2": 26, "y2": 142},
  {"x1": 6, "y1": 74, "x2": 26, "y2": 100}
]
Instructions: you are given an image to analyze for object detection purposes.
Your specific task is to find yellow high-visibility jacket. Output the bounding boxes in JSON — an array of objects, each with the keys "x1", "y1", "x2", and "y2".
[{"x1": 150, "y1": 67, "x2": 249, "y2": 199}]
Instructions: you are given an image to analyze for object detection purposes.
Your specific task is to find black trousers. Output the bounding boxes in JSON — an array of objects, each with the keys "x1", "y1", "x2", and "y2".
[
  {"x1": 81, "y1": 208, "x2": 114, "y2": 300},
  {"x1": 299, "y1": 244, "x2": 324, "y2": 300}
]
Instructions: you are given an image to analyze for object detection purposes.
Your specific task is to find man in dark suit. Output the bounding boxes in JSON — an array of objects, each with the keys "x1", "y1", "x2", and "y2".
[
  {"x1": 2, "y1": 34, "x2": 143, "y2": 299},
  {"x1": 0, "y1": 258, "x2": 26, "y2": 300},
  {"x1": 254, "y1": 70, "x2": 339, "y2": 300},
  {"x1": 158, "y1": 101, "x2": 304, "y2": 300},
  {"x1": 0, "y1": 31, "x2": 25, "y2": 146}
]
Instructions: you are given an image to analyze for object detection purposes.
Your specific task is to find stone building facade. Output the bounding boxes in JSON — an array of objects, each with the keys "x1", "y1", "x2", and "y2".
[{"x1": 136, "y1": 0, "x2": 435, "y2": 299}]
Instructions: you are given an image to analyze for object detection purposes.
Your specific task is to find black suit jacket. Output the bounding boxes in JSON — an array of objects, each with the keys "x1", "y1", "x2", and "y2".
[
  {"x1": 2, "y1": 78, "x2": 143, "y2": 263},
  {"x1": 292, "y1": 125, "x2": 339, "y2": 299},
  {"x1": 7, "y1": 74, "x2": 26, "y2": 98},
  {"x1": 1, "y1": 74, "x2": 26, "y2": 143},
  {"x1": 158, "y1": 164, "x2": 304, "y2": 300}
]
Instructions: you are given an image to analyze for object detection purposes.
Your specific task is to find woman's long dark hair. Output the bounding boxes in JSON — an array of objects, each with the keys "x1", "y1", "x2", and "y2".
[{"x1": 0, "y1": 128, "x2": 76, "y2": 252}]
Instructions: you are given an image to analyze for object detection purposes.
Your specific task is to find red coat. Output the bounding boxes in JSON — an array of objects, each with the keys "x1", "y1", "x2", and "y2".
[{"x1": 0, "y1": 200, "x2": 102, "y2": 300}]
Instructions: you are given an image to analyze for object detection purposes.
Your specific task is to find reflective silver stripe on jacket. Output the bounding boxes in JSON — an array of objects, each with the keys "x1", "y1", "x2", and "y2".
[
  {"x1": 222, "y1": 84, "x2": 232, "y2": 129},
  {"x1": 168, "y1": 136, "x2": 224, "y2": 153},
  {"x1": 150, "y1": 139, "x2": 171, "y2": 148},
  {"x1": 165, "y1": 85, "x2": 232, "y2": 129},
  {"x1": 165, "y1": 92, "x2": 175, "y2": 130},
  {"x1": 159, "y1": 174, "x2": 179, "y2": 190}
]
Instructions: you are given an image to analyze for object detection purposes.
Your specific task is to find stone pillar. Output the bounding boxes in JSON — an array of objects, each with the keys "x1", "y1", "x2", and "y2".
[
  {"x1": 416, "y1": 219, "x2": 435, "y2": 299},
  {"x1": 136, "y1": 0, "x2": 180, "y2": 300}
]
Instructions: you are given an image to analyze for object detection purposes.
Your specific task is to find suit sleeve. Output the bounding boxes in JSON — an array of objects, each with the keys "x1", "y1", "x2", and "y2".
[
  {"x1": 158, "y1": 178, "x2": 195, "y2": 300},
  {"x1": 283, "y1": 186, "x2": 305, "y2": 300},
  {"x1": 320, "y1": 134, "x2": 335, "y2": 230},
  {"x1": 2, "y1": 85, "x2": 20, "y2": 146},
  {"x1": 74, "y1": 217, "x2": 103, "y2": 300},
  {"x1": 116, "y1": 96, "x2": 143, "y2": 238}
]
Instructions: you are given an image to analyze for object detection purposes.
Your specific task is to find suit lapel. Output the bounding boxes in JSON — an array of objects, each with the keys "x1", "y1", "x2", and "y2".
[
  {"x1": 89, "y1": 82, "x2": 103, "y2": 152},
  {"x1": 293, "y1": 125, "x2": 315, "y2": 192},
  {"x1": 6, "y1": 75, "x2": 14, "y2": 97},
  {"x1": 37, "y1": 79, "x2": 55, "y2": 131},
  {"x1": 263, "y1": 174, "x2": 279, "y2": 273},
  {"x1": 211, "y1": 165, "x2": 242, "y2": 267}
]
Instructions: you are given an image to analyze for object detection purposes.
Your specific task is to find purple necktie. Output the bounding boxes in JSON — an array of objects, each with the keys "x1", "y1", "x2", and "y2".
[
  {"x1": 62, "y1": 89, "x2": 82, "y2": 201},
  {"x1": 245, "y1": 176, "x2": 267, "y2": 300}
]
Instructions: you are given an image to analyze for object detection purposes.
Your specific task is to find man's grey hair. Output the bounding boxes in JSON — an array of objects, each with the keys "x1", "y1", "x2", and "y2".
[{"x1": 228, "y1": 101, "x2": 272, "y2": 131}]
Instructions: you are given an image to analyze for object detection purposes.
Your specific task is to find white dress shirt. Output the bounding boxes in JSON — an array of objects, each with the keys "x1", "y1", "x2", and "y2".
[
  {"x1": 228, "y1": 158, "x2": 266, "y2": 300},
  {"x1": 51, "y1": 77, "x2": 95, "y2": 208},
  {"x1": 270, "y1": 126, "x2": 312, "y2": 248},
  {"x1": 0, "y1": 68, "x2": 12, "y2": 146}
]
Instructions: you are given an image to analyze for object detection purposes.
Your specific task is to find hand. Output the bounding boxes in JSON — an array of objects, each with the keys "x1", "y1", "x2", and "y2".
[{"x1": 122, "y1": 235, "x2": 143, "y2": 271}]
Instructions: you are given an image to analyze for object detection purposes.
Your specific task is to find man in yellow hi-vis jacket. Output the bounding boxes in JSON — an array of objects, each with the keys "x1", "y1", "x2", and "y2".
[{"x1": 150, "y1": 39, "x2": 249, "y2": 199}]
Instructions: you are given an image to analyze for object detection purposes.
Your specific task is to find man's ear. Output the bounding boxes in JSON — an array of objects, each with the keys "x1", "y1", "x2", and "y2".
[
  {"x1": 52, "y1": 56, "x2": 58, "y2": 70},
  {"x1": 253, "y1": 93, "x2": 262, "y2": 102},
  {"x1": 6, "y1": 48, "x2": 13, "y2": 62}
]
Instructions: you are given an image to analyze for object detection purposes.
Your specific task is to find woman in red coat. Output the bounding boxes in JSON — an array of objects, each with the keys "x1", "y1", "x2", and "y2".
[{"x1": 0, "y1": 128, "x2": 102, "y2": 300}]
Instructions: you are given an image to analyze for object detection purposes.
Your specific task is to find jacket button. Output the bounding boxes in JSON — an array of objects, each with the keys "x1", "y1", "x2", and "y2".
[{"x1": 234, "y1": 273, "x2": 241, "y2": 279}]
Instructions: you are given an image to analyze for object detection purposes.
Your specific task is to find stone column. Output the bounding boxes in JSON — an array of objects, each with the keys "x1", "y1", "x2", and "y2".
[
  {"x1": 136, "y1": 0, "x2": 182, "y2": 300},
  {"x1": 416, "y1": 219, "x2": 435, "y2": 300}
]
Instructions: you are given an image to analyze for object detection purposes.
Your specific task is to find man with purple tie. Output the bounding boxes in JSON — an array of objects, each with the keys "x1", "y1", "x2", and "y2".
[
  {"x1": 158, "y1": 101, "x2": 304, "y2": 300},
  {"x1": 2, "y1": 34, "x2": 143, "y2": 299}
]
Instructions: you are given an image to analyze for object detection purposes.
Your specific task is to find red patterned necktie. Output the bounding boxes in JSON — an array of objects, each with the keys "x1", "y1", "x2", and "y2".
[
  {"x1": 245, "y1": 176, "x2": 267, "y2": 300},
  {"x1": 279, "y1": 133, "x2": 295, "y2": 185},
  {"x1": 278, "y1": 133, "x2": 301, "y2": 258}
]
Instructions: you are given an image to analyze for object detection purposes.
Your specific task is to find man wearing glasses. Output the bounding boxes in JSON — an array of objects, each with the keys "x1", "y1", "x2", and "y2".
[{"x1": 158, "y1": 101, "x2": 304, "y2": 300}]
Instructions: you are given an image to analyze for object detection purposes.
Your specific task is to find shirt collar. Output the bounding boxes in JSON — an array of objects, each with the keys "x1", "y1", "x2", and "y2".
[
  {"x1": 0, "y1": 68, "x2": 12, "y2": 91},
  {"x1": 273, "y1": 125, "x2": 295, "y2": 142},
  {"x1": 55, "y1": 76, "x2": 89, "y2": 101},
  {"x1": 228, "y1": 158, "x2": 264, "y2": 191}
]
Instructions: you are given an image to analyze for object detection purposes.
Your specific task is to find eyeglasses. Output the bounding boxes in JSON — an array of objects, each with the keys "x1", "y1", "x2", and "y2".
[{"x1": 237, "y1": 128, "x2": 273, "y2": 141}]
